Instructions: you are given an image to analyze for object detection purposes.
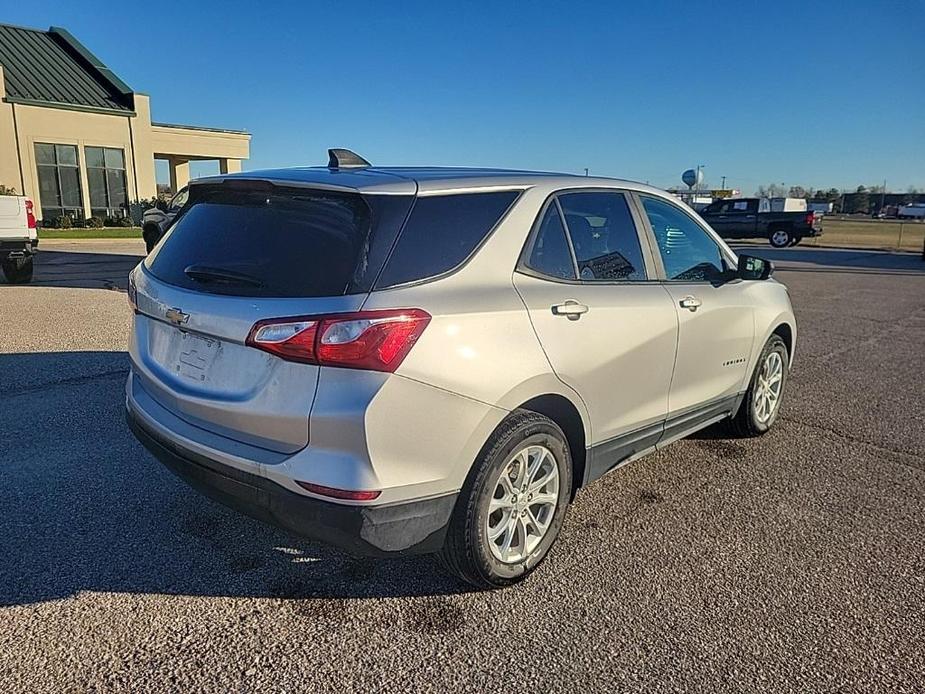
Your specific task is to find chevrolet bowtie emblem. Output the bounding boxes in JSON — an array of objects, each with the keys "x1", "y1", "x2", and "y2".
[{"x1": 165, "y1": 307, "x2": 190, "y2": 325}]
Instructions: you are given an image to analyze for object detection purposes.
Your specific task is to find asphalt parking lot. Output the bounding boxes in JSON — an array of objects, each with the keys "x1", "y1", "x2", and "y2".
[{"x1": 2, "y1": 239, "x2": 924, "y2": 693}]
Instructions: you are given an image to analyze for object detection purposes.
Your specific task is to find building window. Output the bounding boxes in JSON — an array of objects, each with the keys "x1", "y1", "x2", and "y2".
[
  {"x1": 86, "y1": 147, "x2": 128, "y2": 219},
  {"x1": 35, "y1": 143, "x2": 83, "y2": 221}
]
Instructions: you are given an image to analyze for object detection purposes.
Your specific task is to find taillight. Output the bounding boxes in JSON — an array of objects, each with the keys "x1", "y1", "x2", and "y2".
[
  {"x1": 25, "y1": 199, "x2": 36, "y2": 229},
  {"x1": 246, "y1": 309, "x2": 431, "y2": 372},
  {"x1": 805, "y1": 211, "x2": 815, "y2": 226},
  {"x1": 127, "y1": 271, "x2": 138, "y2": 311},
  {"x1": 295, "y1": 481, "x2": 381, "y2": 501}
]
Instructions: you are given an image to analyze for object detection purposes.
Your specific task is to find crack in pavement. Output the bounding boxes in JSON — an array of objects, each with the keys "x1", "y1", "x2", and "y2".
[
  {"x1": 780, "y1": 415, "x2": 924, "y2": 471},
  {"x1": 5, "y1": 368, "x2": 128, "y2": 398}
]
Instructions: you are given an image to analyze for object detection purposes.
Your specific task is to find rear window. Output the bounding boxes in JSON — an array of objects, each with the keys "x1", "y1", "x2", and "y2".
[
  {"x1": 374, "y1": 191, "x2": 520, "y2": 288},
  {"x1": 145, "y1": 184, "x2": 411, "y2": 297}
]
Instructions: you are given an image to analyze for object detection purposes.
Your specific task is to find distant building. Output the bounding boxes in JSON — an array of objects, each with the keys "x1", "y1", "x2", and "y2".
[{"x1": 0, "y1": 23, "x2": 250, "y2": 222}]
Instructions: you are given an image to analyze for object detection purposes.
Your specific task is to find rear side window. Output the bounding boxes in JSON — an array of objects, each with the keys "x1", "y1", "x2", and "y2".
[
  {"x1": 525, "y1": 204, "x2": 576, "y2": 280},
  {"x1": 375, "y1": 191, "x2": 519, "y2": 288},
  {"x1": 145, "y1": 184, "x2": 411, "y2": 297},
  {"x1": 558, "y1": 192, "x2": 647, "y2": 281}
]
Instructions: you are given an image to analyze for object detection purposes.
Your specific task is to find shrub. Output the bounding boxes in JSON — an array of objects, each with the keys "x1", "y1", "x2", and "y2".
[
  {"x1": 86, "y1": 216, "x2": 104, "y2": 229},
  {"x1": 118, "y1": 216, "x2": 134, "y2": 228},
  {"x1": 54, "y1": 214, "x2": 74, "y2": 229}
]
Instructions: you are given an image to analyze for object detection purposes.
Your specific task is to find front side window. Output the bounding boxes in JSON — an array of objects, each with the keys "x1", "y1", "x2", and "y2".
[
  {"x1": 35, "y1": 143, "x2": 83, "y2": 221},
  {"x1": 558, "y1": 192, "x2": 647, "y2": 281},
  {"x1": 86, "y1": 146, "x2": 128, "y2": 219},
  {"x1": 641, "y1": 196, "x2": 725, "y2": 282}
]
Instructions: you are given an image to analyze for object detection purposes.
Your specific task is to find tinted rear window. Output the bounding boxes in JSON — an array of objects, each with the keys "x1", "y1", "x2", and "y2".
[
  {"x1": 375, "y1": 191, "x2": 520, "y2": 288},
  {"x1": 145, "y1": 184, "x2": 411, "y2": 297}
]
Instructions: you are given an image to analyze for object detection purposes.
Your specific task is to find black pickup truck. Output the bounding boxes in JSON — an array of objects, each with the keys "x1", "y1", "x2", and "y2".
[{"x1": 700, "y1": 198, "x2": 823, "y2": 247}]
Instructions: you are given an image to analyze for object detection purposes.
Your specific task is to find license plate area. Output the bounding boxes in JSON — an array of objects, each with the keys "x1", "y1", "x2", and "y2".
[{"x1": 175, "y1": 332, "x2": 220, "y2": 383}]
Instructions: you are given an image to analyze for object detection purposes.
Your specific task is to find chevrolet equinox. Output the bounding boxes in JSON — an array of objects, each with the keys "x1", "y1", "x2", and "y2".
[{"x1": 126, "y1": 149, "x2": 795, "y2": 588}]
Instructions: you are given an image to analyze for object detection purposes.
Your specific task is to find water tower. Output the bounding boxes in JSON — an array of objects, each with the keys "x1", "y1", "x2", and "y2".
[{"x1": 682, "y1": 168, "x2": 703, "y2": 191}]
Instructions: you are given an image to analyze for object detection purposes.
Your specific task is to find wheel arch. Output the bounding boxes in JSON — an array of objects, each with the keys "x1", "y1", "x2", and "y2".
[
  {"x1": 772, "y1": 321, "x2": 794, "y2": 358},
  {"x1": 515, "y1": 393, "x2": 587, "y2": 498}
]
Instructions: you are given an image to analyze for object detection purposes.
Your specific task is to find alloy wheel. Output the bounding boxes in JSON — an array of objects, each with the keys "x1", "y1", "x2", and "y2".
[
  {"x1": 754, "y1": 351, "x2": 784, "y2": 423},
  {"x1": 485, "y1": 445, "x2": 560, "y2": 564},
  {"x1": 771, "y1": 230, "x2": 790, "y2": 247}
]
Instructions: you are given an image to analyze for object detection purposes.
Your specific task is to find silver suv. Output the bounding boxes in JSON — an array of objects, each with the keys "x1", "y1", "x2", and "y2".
[{"x1": 127, "y1": 149, "x2": 795, "y2": 588}]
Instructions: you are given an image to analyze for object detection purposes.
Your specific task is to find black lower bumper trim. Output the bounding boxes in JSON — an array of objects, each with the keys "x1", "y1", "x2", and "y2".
[
  {"x1": 0, "y1": 240, "x2": 35, "y2": 258},
  {"x1": 127, "y1": 408, "x2": 456, "y2": 557}
]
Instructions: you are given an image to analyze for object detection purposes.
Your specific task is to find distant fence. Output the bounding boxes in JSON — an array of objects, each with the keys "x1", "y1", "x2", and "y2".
[{"x1": 802, "y1": 218, "x2": 925, "y2": 253}]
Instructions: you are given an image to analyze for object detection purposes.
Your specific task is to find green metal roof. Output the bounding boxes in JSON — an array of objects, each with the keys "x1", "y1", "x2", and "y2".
[{"x1": 0, "y1": 23, "x2": 133, "y2": 113}]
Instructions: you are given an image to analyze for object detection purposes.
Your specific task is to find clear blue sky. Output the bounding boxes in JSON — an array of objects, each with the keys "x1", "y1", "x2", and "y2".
[{"x1": 7, "y1": 0, "x2": 924, "y2": 192}]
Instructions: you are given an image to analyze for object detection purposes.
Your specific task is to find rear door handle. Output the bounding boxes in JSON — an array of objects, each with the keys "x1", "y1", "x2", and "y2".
[
  {"x1": 679, "y1": 296, "x2": 702, "y2": 312},
  {"x1": 551, "y1": 300, "x2": 589, "y2": 320}
]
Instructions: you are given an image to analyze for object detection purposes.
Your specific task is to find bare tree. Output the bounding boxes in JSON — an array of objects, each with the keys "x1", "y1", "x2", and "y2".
[{"x1": 755, "y1": 183, "x2": 787, "y2": 198}]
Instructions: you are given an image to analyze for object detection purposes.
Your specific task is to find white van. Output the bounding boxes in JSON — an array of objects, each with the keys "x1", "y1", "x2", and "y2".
[{"x1": 0, "y1": 195, "x2": 37, "y2": 283}]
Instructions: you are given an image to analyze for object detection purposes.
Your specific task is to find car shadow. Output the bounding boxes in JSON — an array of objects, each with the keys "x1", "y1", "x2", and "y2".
[
  {"x1": 0, "y1": 249, "x2": 144, "y2": 290},
  {"x1": 730, "y1": 245, "x2": 925, "y2": 276},
  {"x1": 0, "y1": 350, "x2": 472, "y2": 607}
]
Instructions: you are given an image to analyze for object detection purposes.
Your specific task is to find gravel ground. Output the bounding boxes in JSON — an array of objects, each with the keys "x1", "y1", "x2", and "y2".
[{"x1": 1, "y1": 240, "x2": 924, "y2": 693}]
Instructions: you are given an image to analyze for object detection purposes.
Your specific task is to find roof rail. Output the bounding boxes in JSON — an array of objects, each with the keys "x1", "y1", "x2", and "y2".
[{"x1": 328, "y1": 148, "x2": 371, "y2": 169}]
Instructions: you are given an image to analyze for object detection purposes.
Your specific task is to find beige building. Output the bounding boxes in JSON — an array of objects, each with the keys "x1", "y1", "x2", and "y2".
[{"x1": 0, "y1": 23, "x2": 250, "y2": 222}]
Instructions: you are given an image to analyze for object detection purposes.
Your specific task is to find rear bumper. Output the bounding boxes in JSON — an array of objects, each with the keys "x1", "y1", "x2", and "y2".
[
  {"x1": 126, "y1": 407, "x2": 457, "y2": 557},
  {"x1": 0, "y1": 239, "x2": 36, "y2": 259}
]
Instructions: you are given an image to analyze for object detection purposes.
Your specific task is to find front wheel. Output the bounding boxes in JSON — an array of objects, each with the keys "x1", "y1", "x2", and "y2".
[
  {"x1": 2, "y1": 256, "x2": 34, "y2": 284},
  {"x1": 439, "y1": 411, "x2": 572, "y2": 589},
  {"x1": 727, "y1": 335, "x2": 789, "y2": 437},
  {"x1": 769, "y1": 228, "x2": 793, "y2": 248}
]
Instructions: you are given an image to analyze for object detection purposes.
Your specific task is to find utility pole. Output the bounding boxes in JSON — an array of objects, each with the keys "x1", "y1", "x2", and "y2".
[
  {"x1": 584, "y1": 168, "x2": 589, "y2": 177},
  {"x1": 721, "y1": 175, "x2": 726, "y2": 190},
  {"x1": 880, "y1": 178, "x2": 886, "y2": 212}
]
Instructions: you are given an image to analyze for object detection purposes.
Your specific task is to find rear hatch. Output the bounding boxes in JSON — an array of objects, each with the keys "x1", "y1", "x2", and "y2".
[
  {"x1": 131, "y1": 179, "x2": 413, "y2": 453},
  {"x1": 0, "y1": 196, "x2": 28, "y2": 240}
]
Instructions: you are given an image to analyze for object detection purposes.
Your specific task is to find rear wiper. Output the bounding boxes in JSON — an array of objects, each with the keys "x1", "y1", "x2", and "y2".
[{"x1": 184, "y1": 264, "x2": 264, "y2": 288}]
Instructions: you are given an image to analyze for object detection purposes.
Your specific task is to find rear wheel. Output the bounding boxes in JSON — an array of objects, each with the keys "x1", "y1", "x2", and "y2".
[
  {"x1": 769, "y1": 228, "x2": 793, "y2": 248},
  {"x1": 2, "y1": 256, "x2": 34, "y2": 284},
  {"x1": 439, "y1": 410, "x2": 572, "y2": 589},
  {"x1": 727, "y1": 335, "x2": 788, "y2": 437}
]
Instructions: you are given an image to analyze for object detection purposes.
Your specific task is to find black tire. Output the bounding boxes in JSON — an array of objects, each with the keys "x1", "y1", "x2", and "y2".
[
  {"x1": 2, "y1": 256, "x2": 34, "y2": 284},
  {"x1": 769, "y1": 227, "x2": 793, "y2": 248},
  {"x1": 727, "y1": 335, "x2": 789, "y2": 437},
  {"x1": 788, "y1": 236, "x2": 802, "y2": 247},
  {"x1": 439, "y1": 410, "x2": 572, "y2": 589}
]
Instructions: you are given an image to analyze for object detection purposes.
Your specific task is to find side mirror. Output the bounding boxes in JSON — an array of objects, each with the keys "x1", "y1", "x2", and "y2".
[{"x1": 738, "y1": 254, "x2": 773, "y2": 280}]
